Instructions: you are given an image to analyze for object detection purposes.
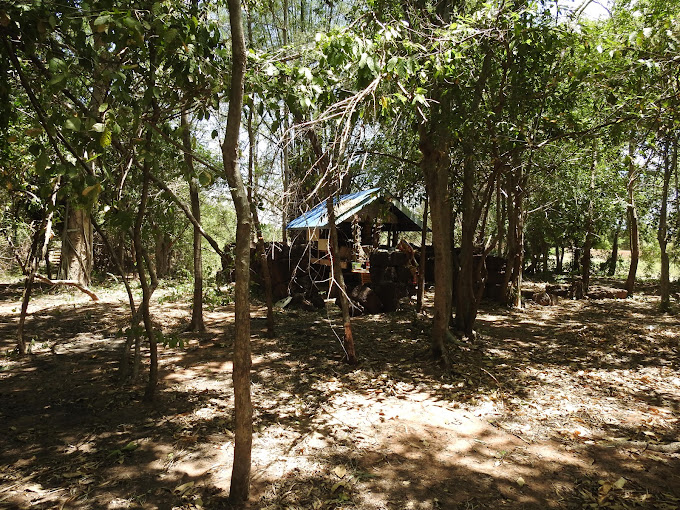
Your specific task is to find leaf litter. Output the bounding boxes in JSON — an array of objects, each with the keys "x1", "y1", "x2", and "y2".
[{"x1": 0, "y1": 280, "x2": 678, "y2": 509}]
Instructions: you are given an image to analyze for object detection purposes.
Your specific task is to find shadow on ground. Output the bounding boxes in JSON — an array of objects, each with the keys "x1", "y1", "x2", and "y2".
[{"x1": 1, "y1": 279, "x2": 679, "y2": 509}]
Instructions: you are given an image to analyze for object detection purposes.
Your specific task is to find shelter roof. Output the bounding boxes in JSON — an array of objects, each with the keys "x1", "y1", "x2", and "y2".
[{"x1": 286, "y1": 188, "x2": 423, "y2": 231}]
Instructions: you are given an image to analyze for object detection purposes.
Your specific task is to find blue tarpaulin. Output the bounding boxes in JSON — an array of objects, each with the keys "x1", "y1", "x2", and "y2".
[{"x1": 286, "y1": 188, "x2": 423, "y2": 231}]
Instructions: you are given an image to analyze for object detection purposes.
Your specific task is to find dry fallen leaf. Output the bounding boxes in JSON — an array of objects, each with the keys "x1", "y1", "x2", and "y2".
[
  {"x1": 333, "y1": 465, "x2": 347, "y2": 478},
  {"x1": 174, "y1": 481, "x2": 195, "y2": 494},
  {"x1": 613, "y1": 477, "x2": 626, "y2": 489},
  {"x1": 516, "y1": 476, "x2": 525, "y2": 487}
]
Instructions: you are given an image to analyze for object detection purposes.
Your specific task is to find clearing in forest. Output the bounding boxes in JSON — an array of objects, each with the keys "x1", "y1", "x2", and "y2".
[{"x1": 1, "y1": 280, "x2": 679, "y2": 509}]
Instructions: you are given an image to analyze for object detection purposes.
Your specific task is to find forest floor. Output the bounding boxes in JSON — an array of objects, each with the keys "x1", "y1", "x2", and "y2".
[{"x1": 1, "y1": 277, "x2": 679, "y2": 510}]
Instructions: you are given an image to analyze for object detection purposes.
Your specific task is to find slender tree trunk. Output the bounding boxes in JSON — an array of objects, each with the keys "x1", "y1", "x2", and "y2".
[
  {"x1": 17, "y1": 179, "x2": 60, "y2": 354},
  {"x1": 182, "y1": 110, "x2": 205, "y2": 332},
  {"x1": 625, "y1": 137, "x2": 640, "y2": 296},
  {"x1": 149, "y1": 173, "x2": 225, "y2": 259},
  {"x1": 326, "y1": 191, "x2": 357, "y2": 364},
  {"x1": 572, "y1": 246, "x2": 581, "y2": 273},
  {"x1": 501, "y1": 167, "x2": 525, "y2": 308},
  {"x1": 245, "y1": 90, "x2": 274, "y2": 337},
  {"x1": 301, "y1": 120, "x2": 357, "y2": 363},
  {"x1": 135, "y1": 152, "x2": 157, "y2": 402},
  {"x1": 582, "y1": 151, "x2": 596, "y2": 295},
  {"x1": 608, "y1": 218, "x2": 621, "y2": 276},
  {"x1": 17, "y1": 233, "x2": 41, "y2": 355},
  {"x1": 224, "y1": 0, "x2": 252, "y2": 501},
  {"x1": 416, "y1": 196, "x2": 428, "y2": 313},
  {"x1": 92, "y1": 218, "x2": 140, "y2": 383},
  {"x1": 457, "y1": 156, "x2": 481, "y2": 330},
  {"x1": 555, "y1": 245, "x2": 563, "y2": 273},
  {"x1": 496, "y1": 179, "x2": 505, "y2": 257},
  {"x1": 420, "y1": 127, "x2": 452, "y2": 363},
  {"x1": 281, "y1": 0, "x2": 290, "y2": 244},
  {"x1": 658, "y1": 137, "x2": 676, "y2": 311}
]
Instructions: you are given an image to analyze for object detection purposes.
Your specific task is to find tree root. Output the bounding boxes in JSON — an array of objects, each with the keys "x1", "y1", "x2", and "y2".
[{"x1": 34, "y1": 274, "x2": 99, "y2": 301}]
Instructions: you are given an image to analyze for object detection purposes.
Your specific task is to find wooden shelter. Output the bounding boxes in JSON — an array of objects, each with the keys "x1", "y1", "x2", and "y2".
[{"x1": 286, "y1": 187, "x2": 423, "y2": 269}]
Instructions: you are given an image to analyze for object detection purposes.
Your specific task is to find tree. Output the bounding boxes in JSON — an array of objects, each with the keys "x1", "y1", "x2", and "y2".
[{"x1": 222, "y1": 0, "x2": 253, "y2": 501}]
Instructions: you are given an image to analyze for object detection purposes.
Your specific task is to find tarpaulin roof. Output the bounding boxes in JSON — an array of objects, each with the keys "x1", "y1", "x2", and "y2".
[{"x1": 286, "y1": 188, "x2": 423, "y2": 231}]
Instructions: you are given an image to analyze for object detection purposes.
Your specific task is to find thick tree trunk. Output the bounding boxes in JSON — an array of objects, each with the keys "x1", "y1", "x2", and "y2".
[
  {"x1": 416, "y1": 196, "x2": 428, "y2": 313},
  {"x1": 59, "y1": 206, "x2": 93, "y2": 287},
  {"x1": 625, "y1": 138, "x2": 640, "y2": 296},
  {"x1": 182, "y1": 110, "x2": 205, "y2": 332},
  {"x1": 420, "y1": 127, "x2": 452, "y2": 362},
  {"x1": 223, "y1": 0, "x2": 252, "y2": 502},
  {"x1": 658, "y1": 138, "x2": 675, "y2": 311}
]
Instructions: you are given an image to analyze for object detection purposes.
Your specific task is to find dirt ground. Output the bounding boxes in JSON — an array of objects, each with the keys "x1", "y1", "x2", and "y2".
[{"x1": 1, "y1": 278, "x2": 679, "y2": 509}]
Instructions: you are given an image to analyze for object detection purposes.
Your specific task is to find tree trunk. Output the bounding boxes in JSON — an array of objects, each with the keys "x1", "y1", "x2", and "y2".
[
  {"x1": 625, "y1": 137, "x2": 640, "y2": 296},
  {"x1": 608, "y1": 218, "x2": 621, "y2": 276},
  {"x1": 420, "y1": 126, "x2": 452, "y2": 363},
  {"x1": 91, "y1": 218, "x2": 140, "y2": 384},
  {"x1": 496, "y1": 178, "x2": 506, "y2": 257},
  {"x1": 300, "y1": 118, "x2": 357, "y2": 362},
  {"x1": 135, "y1": 150, "x2": 157, "y2": 402},
  {"x1": 223, "y1": 0, "x2": 253, "y2": 502},
  {"x1": 658, "y1": 137, "x2": 676, "y2": 311},
  {"x1": 500, "y1": 168, "x2": 525, "y2": 308},
  {"x1": 182, "y1": 110, "x2": 205, "y2": 332},
  {"x1": 326, "y1": 192, "x2": 357, "y2": 364},
  {"x1": 18, "y1": 180, "x2": 60, "y2": 354},
  {"x1": 18, "y1": 230, "x2": 42, "y2": 355},
  {"x1": 456, "y1": 156, "x2": 482, "y2": 330},
  {"x1": 416, "y1": 195, "x2": 428, "y2": 313},
  {"x1": 572, "y1": 246, "x2": 580, "y2": 273},
  {"x1": 555, "y1": 245, "x2": 563, "y2": 273},
  {"x1": 582, "y1": 151, "x2": 596, "y2": 295},
  {"x1": 59, "y1": 206, "x2": 93, "y2": 287},
  {"x1": 154, "y1": 231, "x2": 172, "y2": 278}
]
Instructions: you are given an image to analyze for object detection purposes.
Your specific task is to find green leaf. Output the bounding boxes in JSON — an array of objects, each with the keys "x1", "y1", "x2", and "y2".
[
  {"x1": 98, "y1": 103, "x2": 109, "y2": 113},
  {"x1": 48, "y1": 74, "x2": 67, "y2": 87},
  {"x1": 35, "y1": 152, "x2": 49, "y2": 175},
  {"x1": 198, "y1": 171, "x2": 213, "y2": 186},
  {"x1": 91, "y1": 123, "x2": 106, "y2": 133},
  {"x1": 121, "y1": 441, "x2": 138, "y2": 452},
  {"x1": 64, "y1": 118, "x2": 81, "y2": 131},
  {"x1": 211, "y1": 129, "x2": 218, "y2": 139},
  {"x1": 100, "y1": 129, "x2": 112, "y2": 148},
  {"x1": 48, "y1": 57, "x2": 66, "y2": 72},
  {"x1": 93, "y1": 14, "x2": 110, "y2": 32},
  {"x1": 82, "y1": 183, "x2": 101, "y2": 197},
  {"x1": 93, "y1": 14, "x2": 110, "y2": 26}
]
